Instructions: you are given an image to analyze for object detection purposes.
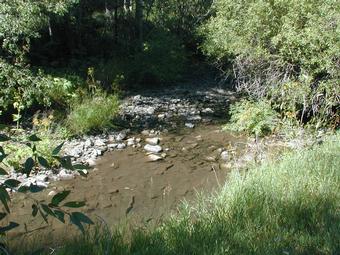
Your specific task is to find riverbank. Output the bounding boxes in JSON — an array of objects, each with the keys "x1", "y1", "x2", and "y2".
[{"x1": 16, "y1": 132, "x2": 340, "y2": 255}]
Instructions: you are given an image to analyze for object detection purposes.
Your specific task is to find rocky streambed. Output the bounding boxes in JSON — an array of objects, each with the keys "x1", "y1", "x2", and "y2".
[{"x1": 3, "y1": 81, "x2": 316, "y2": 242}]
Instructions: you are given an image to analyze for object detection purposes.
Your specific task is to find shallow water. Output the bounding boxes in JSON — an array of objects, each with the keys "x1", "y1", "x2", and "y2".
[{"x1": 7, "y1": 124, "x2": 248, "y2": 243}]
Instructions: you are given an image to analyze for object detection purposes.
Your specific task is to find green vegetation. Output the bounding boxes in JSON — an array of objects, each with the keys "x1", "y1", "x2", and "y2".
[
  {"x1": 202, "y1": 0, "x2": 339, "y2": 127},
  {"x1": 0, "y1": 134, "x2": 92, "y2": 235},
  {"x1": 21, "y1": 133, "x2": 340, "y2": 255},
  {"x1": 66, "y1": 93, "x2": 120, "y2": 135},
  {"x1": 1, "y1": 0, "x2": 339, "y2": 252},
  {"x1": 224, "y1": 100, "x2": 279, "y2": 137}
]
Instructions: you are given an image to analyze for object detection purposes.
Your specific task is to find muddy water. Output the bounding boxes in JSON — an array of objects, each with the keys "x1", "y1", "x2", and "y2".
[{"x1": 8, "y1": 125, "x2": 246, "y2": 243}]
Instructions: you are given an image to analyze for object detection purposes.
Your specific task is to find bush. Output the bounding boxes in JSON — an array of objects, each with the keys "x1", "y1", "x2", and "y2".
[
  {"x1": 0, "y1": 59, "x2": 84, "y2": 118},
  {"x1": 24, "y1": 133, "x2": 340, "y2": 255},
  {"x1": 66, "y1": 92, "x2": 120, "y2": 135},
  {"x1": 201, "y1": 0, "x2": 340, "y2": 127},
  {"x1": 224, "y1": 100, "x2": 279, "y2": 137}
]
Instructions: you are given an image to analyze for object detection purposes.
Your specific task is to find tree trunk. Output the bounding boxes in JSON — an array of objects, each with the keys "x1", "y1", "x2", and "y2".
[{"x1": 135, "y1": 0, "x2": 143, "y2": 51}]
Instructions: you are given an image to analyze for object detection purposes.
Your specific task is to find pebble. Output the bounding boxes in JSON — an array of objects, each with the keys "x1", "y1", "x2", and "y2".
[
  {"x1": 48, "y1": 190, "x2": 57, "y2": 196},
  {"x1": 145, "y1": 137, "x2": 160, "y2": 145},
  {"x1": 185, "y1": 123, "x2": 195, "y2": 128},
  {"x1": 147, "y1": 154, "x2": 163, "y2": 162},
  {"x1": 117, "y1": 143, "x2": 127, "y2": 150},
  {"x1": 116, "y1": 133, "x2": 126, "y2": 141},
  {"x1": 220, "y1": 151, "x2": 229, "y2": 162}
]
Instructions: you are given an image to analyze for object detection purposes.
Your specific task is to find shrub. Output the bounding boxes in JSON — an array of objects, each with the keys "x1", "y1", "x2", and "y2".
[
  {"x1": 0, "y1": 59, "x2": 84, "y2": 119},
  {"x1": 224, "y1": 100, "x2": 279, "y2": 137},
  {"x1": 201, "y1": 0, "x2": 340, "y2": 127},
  {"x1": 66, "y1": 93, "x2": 120, "y2": 135}
]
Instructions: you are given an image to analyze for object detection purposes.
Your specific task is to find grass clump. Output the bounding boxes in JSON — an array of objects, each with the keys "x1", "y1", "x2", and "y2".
[
  {"x1": 24, "y1": 133, "x2": 340, "y2": 255},
  {"x1": 224, "y1": 99, "x2": 279, "y2": 137},
  {"x1": 66, "y1": 93, "x2": 119, "y2": 135}
]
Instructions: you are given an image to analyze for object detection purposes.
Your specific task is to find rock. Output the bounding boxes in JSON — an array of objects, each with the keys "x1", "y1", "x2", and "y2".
[
  {"x1": 220, "y1": 151, "x2": 229, "y2": 162},
  {"x1": 202, "y1": 108, "x2": 214, "y2": 113},
  {"x1": 145, "y1": 137, "x2": 160, "y2": 145},
  {"x1": 187, "y1": 115, "x2": 202, "y2": 121},
  {"x1": 127, "y1": 138, "x2": 135, "y2": 146},
  {"x1": 145, "y1": 106, "x2": 155, "y2": 115},
  {"x1": 185, "y1": 123, "x2": 195, "y2": 128},
  {"x1": 141, "y1": 130, "x2": 149, "y2": 136},
  {"x1": 87, "y1": 159, "x2": 96, "y2": 167},
  {"x1": 48, "y1": 190, "x2": 57, "y2": 196},
  {"x1": 108, "y1": 143, "x2": 118, "y2": 149},
  {"x1": 84, "y1": 139, "x2": 93, "y2": 147},
  {"x1": 65, "y1": 144, "x2": 84, "y2": 158},
  {"x1": 36, "y1": 181, "x2": 48, "y2": 188},
  {"x1": 205, "y1": 156, "x2": 217, "y2": 162},
  {"x1": 117, "y1": 143, "x2": 126, "y2": 150},
  {"x1": 144, "y1": 144, "x2": 162, "y2": 153},
  {"x1": 35, "y1": 174, "x2": 48, "y2": 182},
  {"x1": 116, "y1": 133, "x2": 126, "y2": 141},
  {"x1": 58, "y1": 170, "x2": 74, "y2": 180},
  {"x1": 147, "y1": 154, "x2": 163, "y2": 162},
  {"x1": 94, "y1": 139, "x2": 106, "y2": 147},
  {"x1": 157, "y1": 113, "x2": 165, "y2": 119}
]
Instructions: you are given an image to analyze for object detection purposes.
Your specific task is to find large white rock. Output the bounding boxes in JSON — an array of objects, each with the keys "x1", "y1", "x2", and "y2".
[{"x1": 144, "y1": 144, "x2": 162, "y2": 153}]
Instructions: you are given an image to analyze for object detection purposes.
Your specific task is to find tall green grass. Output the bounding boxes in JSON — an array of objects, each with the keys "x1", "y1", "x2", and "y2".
[
  {"x1": 23, "y1": 133, "x2": 340, "y2": 254},
  {"x1": 66, "y1": 93, "x2": 120, "y2": 135}
]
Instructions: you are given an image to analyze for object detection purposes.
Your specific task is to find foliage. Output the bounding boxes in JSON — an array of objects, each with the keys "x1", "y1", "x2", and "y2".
[
  {"x1": 149, "y1": 0, "x2": 213, "y2": 44},
  {"x1": 129, "y1": 30, "x2": 187, "y2": 85},
  {"x1": 201, "y1": 0, "x2": 340, "y2": 127},
  {"x1": 0, "y1": 133, "x2": 92, "y2": 237},
  {"x1": 224, "y1": 100, "x2": 279, "y2": 137},
  {"x1": 66, "y1": 92, "x2": 120, "y2": 135},
  {"x1": 2, "y1": 131, "x2": 61, "y2": 171},
  {"x1": 0, "y1": 59, "x2": 84, "y2": 120},
  {"x1": 0, "y1": 0, "x2": 77, "y2": 61},
  {"x1": 22, "y1": 133, "x2": 340, "y2": 255}
]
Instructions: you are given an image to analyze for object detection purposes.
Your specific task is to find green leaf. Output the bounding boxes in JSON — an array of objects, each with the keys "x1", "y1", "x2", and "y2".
[
  {"x1": 18, "y1": 186, "x2": 29, "y2": 193},
  {"x1": 38, "y1": 156, "x2": 49, "y2": 168},
  {"x1": 0, "y1": 222, "x2": 19, "y2": 233},
  {"x1": 24, "y1": 157, "x2": 35, "y2": 176},
  {"x1": 0, "y1": 151, "x2": 8, "y2": 162},
  {"x1": 27, "y1": 134, "x2": 42, "y2": 142},
  {"x1": 73, "y1": 164, "x2": 90, "y2": 170},
  {"x1": 51, "y1": 190, "x2": 70, "y2": 206},
  {"x1": 63, "y1": 201, "x2": 85, "y2": 208},
  {"x1": 0, "y1": 134, "x2": 10, "y2": 142},
  {"x1": 38, "y1": 208, "x2": 48, "y2": 223},
  {"x1": 4, "y1": 179, "x2": 21, "y2": 188},
  {"x1": 52, "y1": 142, "x2": 64, "y2": 155},
  {"x1": 70, "y1": 213, "x2": 84, "y2": 233},
  {"x1": 0, "y1": 187, "x2": 10, "y2": 213},
  {"x1": 0, "y1": 212, "x2": 7, "y2": 220},
  {"x1": 32, "y1": 204, "x2": 38, "y2": 217},
  {"x1": 41, "y1": 204, "x2": 56, "y2": 217},
  {"x1": 53, "y1": 210, "x2": 65, "y2": 223},
  {"x1": 72, "y1": 212, "x2": 93, "y2": 225},
  {"x1": 78, "y1": 170, "x2": 88, "y2": 177},
  {"x1": 59, "y1": 156, "x2": 73, "y2": 170},
  {"x1": 0, "y1": 167, "x2": 8, "y2": 175},
  {"x1": 29, "y1": 185, "x2": 45, "y2": 193}
]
